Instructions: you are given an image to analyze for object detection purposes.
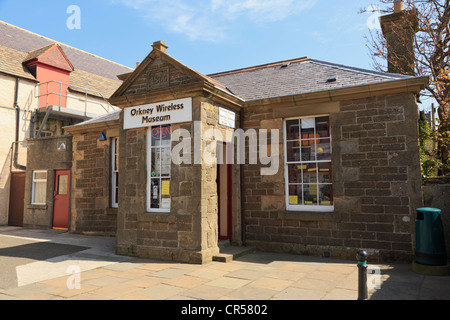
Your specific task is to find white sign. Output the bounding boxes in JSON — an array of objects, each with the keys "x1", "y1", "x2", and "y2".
[
  {"x1": 124, "y1": 98, "x2": 192, "y2": 130},
  {"x1": 219, "y1": 107, "x2": 236, "y2": 129}
]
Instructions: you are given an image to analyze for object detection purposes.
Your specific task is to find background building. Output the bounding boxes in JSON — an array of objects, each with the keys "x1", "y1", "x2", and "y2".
[{"x1": 0, "y1": 21, "x2": 133, "y2": 227}]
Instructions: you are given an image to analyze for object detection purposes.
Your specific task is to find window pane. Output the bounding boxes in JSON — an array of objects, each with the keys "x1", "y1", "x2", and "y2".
[
  {"x1": 300, "y1": 145, "x2": 312, "y2": 162},
  {"x1": 302, "y1": 163, "x2": 317, "y2": 184},
  {"x1": 319, "y1": 184, "x2": 333, "y2": 206},
  {"x1": 317, "y1": 139, "x2": 331, "y2": 161},
  {"x1": 34, "y1": 181, "x2": 46, "y2": 204},
  {"x1": 34, "y1": 172, "x2": 47, "y2": 180},
  {"x1": 151, "y1": 127, "x2": 161, "y2": 147},
  {"x1": 286, "y1": 120, "x2": 300, "y2": 140},
  {"x1": 151, "y1": 148, "x2": 161, "y2": 177},
  {"x1": 161, "y1": 148, "x2": 171, "y2": 177},
  {"x1": 301, "y1": 118, "x2": 315, "y2": 137},
  {"x1": 58, "y1": 175, "x2": 68, "y2": 195},
  {"x1": 286, "y1": 140, "x2": 300, "y2": 162},
  {"x1": 288, "y1": 184, "x2": 303, "y2": 205},
  {"x1": 161, "y1": 125, "x2": 171, "y2": 141},
  {"x1": 316, "y1": 117, "x2": 330, "y2": 138},
  {"x1": 288, "y1": 164, "x2": 302, "y2": 184},
  {"x1": 161, "y1": 179, "x2": 171, "y2": 209},
  {"x1": 304, "y1": 183, "x2": 318, "y2": 205},
  {"x1": 318, "y1": 163, "x2": 332, "y2": 184},
  {"x1": 150, "y1": 179, "x2": 160, "y2": 209},
  {"x1": 115, "y1": 172, "x2": 119, "y2": 189}
]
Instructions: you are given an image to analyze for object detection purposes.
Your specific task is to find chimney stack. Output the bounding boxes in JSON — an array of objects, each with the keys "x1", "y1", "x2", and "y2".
[
  {"x1": 394, "y1": 0, "x2": 405, "y2": 13},
  {"x1": 152, "y1": 41, "x2": 168, "y2": 54},
  {"x1": 379, "y1": 1, "x2": 418, "y2": 75}
]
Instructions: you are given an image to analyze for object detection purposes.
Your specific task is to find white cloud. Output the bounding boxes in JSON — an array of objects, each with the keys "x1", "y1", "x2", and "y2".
[
  {"x1": 216, "y1": 0, "x2": 317, "y2": 22},
  {"x1": 111, "y1": 0, "x2": 317, "y2": 42}
]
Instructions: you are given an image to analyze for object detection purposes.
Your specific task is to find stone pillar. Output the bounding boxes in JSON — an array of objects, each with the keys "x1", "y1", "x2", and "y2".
[{"x1": 116, "y1": 95, "x2": 221, "y2": 264}]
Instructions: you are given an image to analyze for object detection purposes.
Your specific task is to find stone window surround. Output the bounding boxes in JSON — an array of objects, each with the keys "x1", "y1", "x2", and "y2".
[
  {"x1": 31, "y1": 170, "x2": 47, "y2": 205},
  {"x1": 111, "y1": 137, "x2": 119, "y2": 208},
  {"x1": 146, "y1": 125, "x2": 172, "y2": 213},
  {"x1": 283, "y1": 114, "x2": 334, "y2": 213}
]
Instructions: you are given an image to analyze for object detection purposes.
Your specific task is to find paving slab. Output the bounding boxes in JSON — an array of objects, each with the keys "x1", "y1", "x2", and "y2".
[{"x1": 1, "y1": 227, "x2": 450, "y2": 301}]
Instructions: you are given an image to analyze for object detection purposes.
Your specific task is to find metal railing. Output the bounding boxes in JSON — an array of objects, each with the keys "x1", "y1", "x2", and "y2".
[{"x1": 34, "y1": 80, "x2": 118, "y2": 116}]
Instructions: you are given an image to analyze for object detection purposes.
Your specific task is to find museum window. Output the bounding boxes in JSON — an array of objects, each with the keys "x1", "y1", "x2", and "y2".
[
  {"x1": 111, "y1": 137, "x2": 119, "y2": 208},
  {"x1": 284, "y1": 116, "x2": 333, "y2": 212},
  {"x1": 31, "y1": 170, "x2": 47, "y2": 205},
  {"x1": 147, "y1": 125, "x2": 172, "y2": 213}
]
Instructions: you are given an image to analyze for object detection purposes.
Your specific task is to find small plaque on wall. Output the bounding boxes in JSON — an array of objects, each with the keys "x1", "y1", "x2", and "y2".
[
  {"x1": 57, "y1": 141, "x2": 67, "y2": 151},
  {"x1": 219, "y1": 107, "x2": 236, "y2": 129}
]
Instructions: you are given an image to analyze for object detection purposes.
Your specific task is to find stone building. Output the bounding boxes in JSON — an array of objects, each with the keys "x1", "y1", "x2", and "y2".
[
  {"x1": 4, "y1": 2, "x2": 433, "y2": 264},
  {"x1": 83, "y1": 34, "x2": 426, "y2": 264}
]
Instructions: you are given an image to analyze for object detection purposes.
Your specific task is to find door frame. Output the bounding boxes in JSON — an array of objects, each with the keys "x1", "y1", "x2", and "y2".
[
  {"x1": 217, "y1": 142, "x2": 233, "y2": 241},
  {"x1": 52, "y1": 169, "x2": 71, "y2": 230}
]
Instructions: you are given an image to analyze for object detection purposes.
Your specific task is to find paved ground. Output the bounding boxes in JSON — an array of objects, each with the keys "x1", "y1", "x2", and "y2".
[{"x1": 0, "y1": 226, "x2": 449, "y2": 301}]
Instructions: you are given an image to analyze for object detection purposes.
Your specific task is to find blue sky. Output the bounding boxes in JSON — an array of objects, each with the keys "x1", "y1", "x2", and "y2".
[{"x1": 0, "y1": 0, "x2": 391, "y2": 75}]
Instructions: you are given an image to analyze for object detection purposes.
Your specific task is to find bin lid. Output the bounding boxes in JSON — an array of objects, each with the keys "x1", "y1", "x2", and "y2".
[{"x1": 416, "y1": 207, "x2": 442, "y2": 214}]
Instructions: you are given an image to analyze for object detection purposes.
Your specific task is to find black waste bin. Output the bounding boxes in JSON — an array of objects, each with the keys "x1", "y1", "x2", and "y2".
[{"x1": 415, "y1": 207, "x2": 447, "y2": 266}]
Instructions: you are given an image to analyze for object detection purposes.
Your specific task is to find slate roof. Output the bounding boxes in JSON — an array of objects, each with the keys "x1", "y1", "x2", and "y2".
[
  {"x1": 209, "y1": 58, "x2": 412, "y2": 101},
  {"x1": 69, "y1": 110, "x2": 121, "y2": 128},
  {"x1": 0, "y1": 21, "x2": 133, "y2": 98}
]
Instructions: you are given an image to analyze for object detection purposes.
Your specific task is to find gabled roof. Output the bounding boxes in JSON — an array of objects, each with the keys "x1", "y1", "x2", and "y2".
[
  {"x1": 209, "y1": 58, "x2": 412, "y2": 101},
  {"x1": 23, "y1": 43, "x2": 56, "y2": 64},
  {"x1": 24, "y1": 43, "x2": 74, "y2": 72},
  {"x1": 0, "y1": 21, "x2": 133, "y2": 98},
  {"x1": 111, "y1": 44, "x2": 228, "y2": 99},
  {"x1": 0, "y1": 21, "x2": 132, "y2": 80}
]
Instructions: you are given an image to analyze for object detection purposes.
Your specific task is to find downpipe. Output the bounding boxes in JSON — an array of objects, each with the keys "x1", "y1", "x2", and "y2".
[{"x1": 13, "y1": 77, "x2": 26, "y2": 171}]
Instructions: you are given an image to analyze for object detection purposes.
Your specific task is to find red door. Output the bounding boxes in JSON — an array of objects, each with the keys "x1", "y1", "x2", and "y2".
[{"x1": 53, "y1": 170, "x2": 70, "y2": 230}]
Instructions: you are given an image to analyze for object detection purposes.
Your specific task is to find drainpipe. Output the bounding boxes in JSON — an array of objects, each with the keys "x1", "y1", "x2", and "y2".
[
  {"x1": 240, "y1": 108, "x2": 246, "y2": 246},
  {"x1": 13, "y1": 77, "x2": 26, "y2": 171}
]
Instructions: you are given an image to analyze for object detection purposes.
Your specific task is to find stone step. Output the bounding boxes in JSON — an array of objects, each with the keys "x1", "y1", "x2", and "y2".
[{"x1": 213, "y1": 245, "x2": 256, "y2": 263}]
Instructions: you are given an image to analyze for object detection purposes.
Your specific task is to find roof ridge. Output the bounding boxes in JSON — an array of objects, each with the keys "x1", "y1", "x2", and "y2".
[
  {"x1": 23, "y1": 43, "x2": 56, "y2": 62},
  {"x1": 0, "y1": 20, "x2": 134, "y2": 71},
  {"x1": 208, "y1": 56, "x2": 309, "y2": 77},
  {"x1": 308, "y1": 58, "x2": 411, "y2": 79}
]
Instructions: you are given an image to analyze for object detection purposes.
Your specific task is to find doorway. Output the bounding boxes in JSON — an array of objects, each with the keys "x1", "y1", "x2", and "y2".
[
  {"x1": 53, "y1": 170, "x2": 70, "y2": 230},
  {"x1": 8, "y1": 172, "x2": 26, "y2": 227},
  {"x1": 217, "y1": 142, "x2": 232, "y2": 241}
]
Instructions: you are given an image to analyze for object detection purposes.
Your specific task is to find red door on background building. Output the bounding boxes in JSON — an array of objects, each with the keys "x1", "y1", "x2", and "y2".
[{"x1": 53, "y1": 170, "x2": 70, "y2": 230}]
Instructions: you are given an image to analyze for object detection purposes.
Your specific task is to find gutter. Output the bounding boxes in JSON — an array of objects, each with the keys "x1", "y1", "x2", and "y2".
[
  {"x1": 244, "y1": 76, "x2": 430, "y2": 108},
  {"x1": 13, "y1": 77, "x2": 26, "y2": 171}
]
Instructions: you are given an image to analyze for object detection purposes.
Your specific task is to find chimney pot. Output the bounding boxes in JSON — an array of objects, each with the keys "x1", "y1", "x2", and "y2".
[
  {"x1": 394, "y1": 0, "x2": 405, "y2": 13},
  {"x1": 152, "y1": 41, "x2": 168, "y2": 53}
]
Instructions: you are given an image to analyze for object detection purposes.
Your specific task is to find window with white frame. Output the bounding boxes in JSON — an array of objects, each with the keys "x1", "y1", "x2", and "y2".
[
  {"x1": 147, "y1": 125, "x2": 172, "y2": 213},
  {"x1": 32, "y1": 171, "x2": 47, "y2": 205},
  {"x1": 284, "y1": 116, "x2": 333, "y2": 212},
  {"x1": 111, "y1": 137, "x2": 119, "y2": 208}
]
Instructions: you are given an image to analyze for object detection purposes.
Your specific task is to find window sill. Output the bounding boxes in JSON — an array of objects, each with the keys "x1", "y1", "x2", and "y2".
[
  {"x1": 146, "y1": 210, "x2": 171, "y2": 214},
  {"x1": 281, "y1": 209, "x2": 337, "y2": 221},
  {"x1": 27, "y1": 204, "x2": 48, "y2": 210}
]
